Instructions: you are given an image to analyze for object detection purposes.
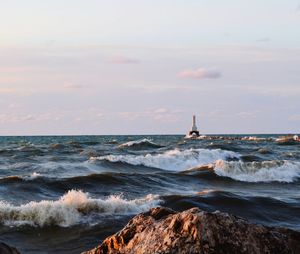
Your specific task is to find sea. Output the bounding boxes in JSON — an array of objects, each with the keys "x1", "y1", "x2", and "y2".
[{"x1": 0, "y1": 135, "x2": 299, "y2": 253}]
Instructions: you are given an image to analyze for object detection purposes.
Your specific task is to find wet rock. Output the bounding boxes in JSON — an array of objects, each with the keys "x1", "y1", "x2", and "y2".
[
  {"x1": 0, "y1": 242, "x2": 21, "y2": 254},
  {"x1": 82, "y1": 207, "x2": 300, "y2": 254}
]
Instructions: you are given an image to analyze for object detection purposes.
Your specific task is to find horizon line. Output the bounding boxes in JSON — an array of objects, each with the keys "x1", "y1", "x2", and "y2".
[{"x1": 0, "y1": 132, "x2": 299, "y2": 137}]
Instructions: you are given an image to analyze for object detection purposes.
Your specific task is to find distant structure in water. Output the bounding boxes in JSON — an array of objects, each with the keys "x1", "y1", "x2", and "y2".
[{"x1": 188, "y1": 115, "x2": 200, "y2": 137}]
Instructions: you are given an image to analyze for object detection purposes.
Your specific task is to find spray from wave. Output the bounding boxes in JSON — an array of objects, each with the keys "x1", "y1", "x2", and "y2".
[
  {"x1": 0, "y1": 190, "x2": 161, "y2": 227},
  {"x1": 92, "y1": 148, "x2": 239, "y2": 171},
  {"x1": 214, "y1": 160, "x2": 300, "y2": 183}
]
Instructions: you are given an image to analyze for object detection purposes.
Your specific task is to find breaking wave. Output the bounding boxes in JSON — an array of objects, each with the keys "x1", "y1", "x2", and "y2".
[
  {"x1": 118, "y1": 138, "x2": 163, "y2": 149},
  {"x1": 0, "y1": 175, "x2": 23, "y2": 183},
  {"x1": 0, "y1": 190, "x2": 161, "y2": 227},
  {"x1": 214, "y1": 160, "x2": 300, "y2": 183},
  {"x1": 92, "y1": 148, "x2": 239, "y2": 171}
]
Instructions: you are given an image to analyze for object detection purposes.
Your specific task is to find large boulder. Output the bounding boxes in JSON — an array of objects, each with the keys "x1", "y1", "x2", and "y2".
[
  {"x1": 0, "y1": 242, "x2": 21, "y2": 254},
  {"x1": 82, "y1": 207, "x2": 300, "y2": 254}
]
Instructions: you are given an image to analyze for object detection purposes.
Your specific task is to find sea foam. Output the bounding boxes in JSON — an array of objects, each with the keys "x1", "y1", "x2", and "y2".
[
  {"x1": 0, "y1": 190, "x2": 161, "y2": 227},
  {"x1": 118, "y1": 138, "x2": 162, "y2": 149},
  {"x1": 92, "y1": 148, "x2": 239, "y2": 171},
  {"x1": 214, "y1": 160, "x2": 300, "y2": 183}
]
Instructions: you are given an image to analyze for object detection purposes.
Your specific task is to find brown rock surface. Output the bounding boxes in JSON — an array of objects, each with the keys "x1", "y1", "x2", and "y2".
[
  {"x1": 0, "y1": 242, "x2": 21, "y2": 254},
  {"x1": 82, "y1": 207, "x2": 300, "y2": 254}
]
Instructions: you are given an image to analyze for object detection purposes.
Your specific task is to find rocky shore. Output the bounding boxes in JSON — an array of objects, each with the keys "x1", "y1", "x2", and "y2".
[{"x1": 82, "y1": 207, "x2": 300, "y2": 254}]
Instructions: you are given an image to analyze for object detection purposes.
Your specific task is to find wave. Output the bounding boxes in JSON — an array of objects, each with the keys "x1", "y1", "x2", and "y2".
[
  {"x1": 26, "y1": 172, "x2": 42, "y2": 180},
  {"x1": 0, "y1": 172, "x2": 42, "y2": 183},
  {"x1": 241, "y1": 136, "x2": 269, "y2": 141},
  {"x1": 118, "y1": 138, "x2": 163, "y2": 150},
  {"x1": 214, "y1": 160, "x2": 300, "y2": 183},
  {"x1": 0, "y1": 190, "x2": 161, "y2": 227},
  {"x1": 49, "y1": 143, "x2": 65, "y2": 149},
  {"x1": 92, "y1": 148, "x2": 239, "y2": 171},
  {"x1": 0, "y1": 175, "x2": 23, "y2": 183},
  {"x1": 0, "y1": 173, "x2": 117, "y2": 186},
  {"x1": 16, "y1": 143, "x2": 44, "y2": 151},
  {"x1": 0, "y1": 171, "x2": 178, "y2": 193},
  {"x1": 161, "y1": 191, "x2": 300, "y2": 230}
]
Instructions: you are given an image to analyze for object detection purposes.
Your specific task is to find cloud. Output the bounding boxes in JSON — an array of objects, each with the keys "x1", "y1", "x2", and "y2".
[
  {"x1": 236, "y1": 111, "x2": 259, "y2": 118},
  {"x1": 108, "y1": 56, "x2": 139, "y2": 64},
  {"x1": 63, "y1": 82, "x2": 84, "y2": 89},
  {"x1": 289, "y1": 114, "x2": 300, "y2": 121},
  {"x1": 178, "y1": 68, "x2": 221, "y2": 79},
  {"x1": 0, "y1": 114, "x2": 35, "y2": 123},
  {"x1": 0, "y1": 112, "x2": 65, "y2": 124},
  {"x1": 8, "y1": 103, "x2": 21, "y2": 109},
  {"x1": 296, "y1": 4, "x2": 300, "y2": 12},
  {"x1": 0, "y1": 88, "x2": 18, "y2": 94},
  {"x1": 119, "y1": 107, "x2": 182, "y2": 122},
  {"x1": 244, "y1": 85, "x2": 300, "y2": 97},
  {"x1": 203, "y1": 110, "x2": 260, "y2": 120}
]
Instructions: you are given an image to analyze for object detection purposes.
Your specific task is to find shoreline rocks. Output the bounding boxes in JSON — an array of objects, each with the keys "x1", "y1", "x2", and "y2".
[{"x1": 82, "y1": 207, "x2": 300, "y2": 254}]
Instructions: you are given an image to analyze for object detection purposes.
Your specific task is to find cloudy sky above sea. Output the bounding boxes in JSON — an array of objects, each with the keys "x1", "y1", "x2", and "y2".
[{"x1": 0, "y1": 0, "x2": 299, "y2": 135}]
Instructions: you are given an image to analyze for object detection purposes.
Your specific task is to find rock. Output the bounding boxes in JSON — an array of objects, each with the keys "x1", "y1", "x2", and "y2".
[
  {"x1": 82, "y1": 207, "x2": 300, "y2": 254},
  {"x1": 0, "y1": 242, "x2": 21, "y2": 254}
]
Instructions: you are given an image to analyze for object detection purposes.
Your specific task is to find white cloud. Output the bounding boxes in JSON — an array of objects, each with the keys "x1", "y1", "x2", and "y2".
[
  {"x1": 8, "y1": 103, "x2": 21, "y2": 109},
  {"x1": 119, "y1": 107, "x2": 182, "y2": 122},
  {"x1": 0, "y1": 114, "x2": 35, "y2": 123},
  {"x1": 178, "y1": 68, "x2": 221, "y2": 79},
  {"x1": 245, "y1": 86, "x2": 300, "y2": 97},
  {"x1": 289, "y1": 114, "x2": 300, "y2": 121},
  {"x1": 0, "y1": 113, "x2": 62, "y2": 124},
  {"x1": 203, "y1": 110, "x2": 259, "y2": 120},
  {"x1": 107, "y1": 56, "x2": 139, "y2": 64},
  {"x1": 236, "y1": 111, "x2": 259, "y2": 118}
]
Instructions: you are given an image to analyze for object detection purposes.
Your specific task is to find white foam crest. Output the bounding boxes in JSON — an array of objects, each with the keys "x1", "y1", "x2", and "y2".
[
  {"x1": 0, "y1": 190, "x2": 161, "y2": 227},
  {"x1": 214, "y1": 160, "x2": 300, "y2": 183},
  {"x1": 92, "y1": 148, "x2": 239, "y2": 171},
  {"x1": 241, "y1": 136, "x2": 267, "y2": 141},
  {"x1": 118, "y1": 138, "x2": 159, "y2": 148}
]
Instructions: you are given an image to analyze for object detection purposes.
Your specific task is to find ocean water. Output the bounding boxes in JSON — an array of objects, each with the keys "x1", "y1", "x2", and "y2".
[{"x1": 0, "y1": 135, "x2": 299, "y2": 253}]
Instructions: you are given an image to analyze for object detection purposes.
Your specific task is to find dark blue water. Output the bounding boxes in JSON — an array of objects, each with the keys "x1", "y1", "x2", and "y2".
[{"x1": 0, "y1": 135, "x2": 299, "y2": 253}]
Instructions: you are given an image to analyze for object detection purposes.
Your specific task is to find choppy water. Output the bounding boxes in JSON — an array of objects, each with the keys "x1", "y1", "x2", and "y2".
[{"x1": 0, "y1": 135, "x2": 299, "y2": 253}]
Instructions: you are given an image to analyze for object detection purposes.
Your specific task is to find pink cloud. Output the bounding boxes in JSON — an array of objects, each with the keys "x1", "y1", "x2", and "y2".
[
  {"x1": 63, "y1": 82, "x2": 84, "y2": 89},
  {"x1": 178, "y1": 68, "x2": 221, "y2": 79},
  {"x1": 289, "y1": 114, "x2": 300, "y2": 121},
  {"x1": 108, "y1": 56, "x2": 139, "y2": 64},
  {"x1": 119, "y1": 108, "x2": 182, "y2": 122},
  {"x1": 0, "y1": 114, "x2": 36, "y2": 123},
  {"x1": 0, "y1": 88, "x2": 18, "y2": 94},
  {"x1": 8, "y1": 113, "x2": 63, "y2": 123}
]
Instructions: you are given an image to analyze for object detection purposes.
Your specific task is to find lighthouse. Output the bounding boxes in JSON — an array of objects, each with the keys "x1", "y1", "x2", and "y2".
[{"x1": 188, "y1": 115, "x2": 200, "y2": 137}]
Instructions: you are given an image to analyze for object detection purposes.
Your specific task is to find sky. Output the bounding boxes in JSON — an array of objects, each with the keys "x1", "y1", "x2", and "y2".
[{"x1": 0, "y1": 0, "x2": 300, "y2": 135}]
